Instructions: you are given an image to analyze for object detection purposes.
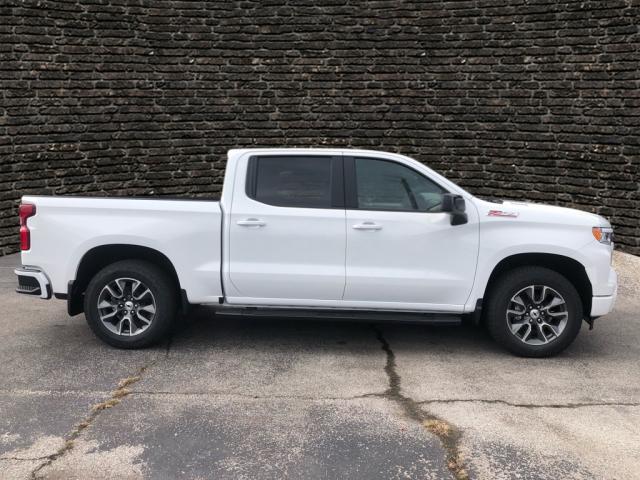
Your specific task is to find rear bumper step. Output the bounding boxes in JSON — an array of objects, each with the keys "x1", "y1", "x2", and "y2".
[{"x1": 15, "y1": 267, "x2": 52, "y2": 299}]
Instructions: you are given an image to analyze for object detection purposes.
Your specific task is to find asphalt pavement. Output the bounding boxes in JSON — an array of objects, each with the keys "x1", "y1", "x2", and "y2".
[{"x1": 0, "y1": 251, "x2": 638, "y2": 479}]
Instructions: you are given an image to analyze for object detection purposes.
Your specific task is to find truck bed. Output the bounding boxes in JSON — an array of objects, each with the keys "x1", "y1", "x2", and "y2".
[{"x1": 21, "y1": 195, "x2": 223, "y2": 304}]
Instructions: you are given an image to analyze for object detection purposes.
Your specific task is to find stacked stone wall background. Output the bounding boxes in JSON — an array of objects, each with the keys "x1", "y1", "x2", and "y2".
[{"x1": 1, "y1": 0, "x2": 638, "y2": 255}]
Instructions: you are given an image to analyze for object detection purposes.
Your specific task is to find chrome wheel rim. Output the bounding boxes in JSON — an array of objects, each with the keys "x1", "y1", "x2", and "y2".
[
  {"x1": 506, "y1": 285, "x2": 568, "y2": 346},
  {"x1": 97, "y1": 278, "x2": 156, "y2": 337}
]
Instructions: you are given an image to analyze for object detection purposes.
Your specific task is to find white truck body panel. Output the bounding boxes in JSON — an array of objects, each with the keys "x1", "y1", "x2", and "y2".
[
  {"x1": 468, "y1": 198, "x2": 617, "y2": 313},
  {"x1": 343, "y1": 207, "x2": 479, "y2": 310},
  {"x1": 20, "y1": 197, "x2": 223, "y2": 304}
]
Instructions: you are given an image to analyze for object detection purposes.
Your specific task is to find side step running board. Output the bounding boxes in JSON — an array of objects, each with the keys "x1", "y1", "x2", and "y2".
[{"x1": 214, "y1": 305, "x2": 462, "y2": 325}]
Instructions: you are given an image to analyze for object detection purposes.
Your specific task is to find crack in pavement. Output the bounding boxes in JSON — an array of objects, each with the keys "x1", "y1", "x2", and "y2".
[
  {"x1": 372, "y1": 325, "x2": 469, "y2": 480},
  {"x1": 28, "y1": 360, "x2": 158, "y2": 479},
  {"x1": 0, "y1": 456, "x2": 51, "y2": 462},
  {"x1": 0, "y1": 388, "x2": 385, "y2": 401},
  {"x1": 418, "y1": 399, "x2": 640, "y2": 409},
  {"x1": 3, "y1": 389, "x2": 638, "y2": 410},
  {"x1": 130, "y1": 390, "x2": 384, "y2": 401},
  {"x1": 0, "y1": 389, "x2": 118, "y2": 396}
]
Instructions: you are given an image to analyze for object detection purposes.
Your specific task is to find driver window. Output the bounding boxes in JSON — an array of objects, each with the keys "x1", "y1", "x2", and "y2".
[{"x1": 354, "y1": 158, "x2": 446, "y2": 212}]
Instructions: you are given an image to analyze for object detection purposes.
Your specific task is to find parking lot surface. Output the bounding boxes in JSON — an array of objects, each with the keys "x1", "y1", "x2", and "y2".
[{"x1": 1, "y1": 252, "x2": 639, "y2": 479}]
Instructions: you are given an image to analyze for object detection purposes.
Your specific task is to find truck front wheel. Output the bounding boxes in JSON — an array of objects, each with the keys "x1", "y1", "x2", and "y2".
[
  {"x1": 485, "y1": 266, "x2": 583, "y2": 357},
  {"x1": 84, "y1": 260, "x2": 177, "y2": 349}
]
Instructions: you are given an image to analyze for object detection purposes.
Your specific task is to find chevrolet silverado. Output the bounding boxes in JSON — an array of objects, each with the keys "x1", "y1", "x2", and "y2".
[{"x1": 15, "y1": 148, "x2": 617, "y2": 356}]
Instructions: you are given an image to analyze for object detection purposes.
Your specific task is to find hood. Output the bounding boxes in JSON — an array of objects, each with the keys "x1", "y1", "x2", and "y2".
[{"x1": 473, "y1": 198, "x2": 611, "y2": 228}]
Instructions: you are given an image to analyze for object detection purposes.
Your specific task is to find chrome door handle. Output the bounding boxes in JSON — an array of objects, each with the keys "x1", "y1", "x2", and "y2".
[
  {"x1": 237, "y1": 218, "x2": 266, "y2": 227},
  {"x1": 352, "y1": 222, "x2": 382, "y2": 231}
]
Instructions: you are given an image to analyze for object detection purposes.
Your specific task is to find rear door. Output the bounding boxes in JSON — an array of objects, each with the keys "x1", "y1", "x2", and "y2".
[
  {"x1": 226, "y1": 154, "x2": 346, "y2": 304},
  {"x1": 343, "y1": 155, "x2": 479, "y2": 310}
]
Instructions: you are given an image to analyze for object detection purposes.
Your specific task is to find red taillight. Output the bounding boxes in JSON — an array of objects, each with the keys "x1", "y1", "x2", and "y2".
[{"x1": 19, "y1": 203, "x2": 36, "y2": 251}]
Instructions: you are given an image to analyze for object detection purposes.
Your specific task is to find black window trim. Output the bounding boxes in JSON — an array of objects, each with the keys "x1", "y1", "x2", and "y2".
[
  {"x1": 343, "y1": 155, "x2": 450, "y2": 213},
  {"x1": 246, "y1": 154, "x2": 345, "y2": 209}
]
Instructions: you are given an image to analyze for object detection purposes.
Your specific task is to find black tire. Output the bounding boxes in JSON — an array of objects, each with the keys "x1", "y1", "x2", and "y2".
[
  {"x1": 485, "y1": 266, "x2": 583, "y2": 357},
  {"x1": 84, "y1": 260, "x2": 177, "y2": 349}
]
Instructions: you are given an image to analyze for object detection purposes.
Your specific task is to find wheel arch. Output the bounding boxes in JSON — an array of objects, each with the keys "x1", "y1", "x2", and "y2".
[
  {"x1": 482, "y1": 253, "x2": 593, "y2": 320},
  {"x1": 68, "y1": 244, "x2": 185, "y2": 316}
]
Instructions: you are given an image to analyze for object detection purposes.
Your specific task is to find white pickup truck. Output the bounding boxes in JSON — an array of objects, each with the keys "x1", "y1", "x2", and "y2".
[{"x1": 15, "y1": 148, "x2": 617, "y2": 357}]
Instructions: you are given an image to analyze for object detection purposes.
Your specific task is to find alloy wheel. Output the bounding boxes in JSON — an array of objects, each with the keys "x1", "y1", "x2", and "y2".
[
  {"x1": 97, "y1": 277, "x2": 156, "y2": 336},
  {"x1": 505, "y1": 285, "x2": 568, "y2": 345}
]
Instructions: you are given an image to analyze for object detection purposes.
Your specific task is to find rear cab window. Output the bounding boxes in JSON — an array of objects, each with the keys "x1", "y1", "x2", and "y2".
[{"x1": 246, "y1": 155, "x2": 343, "y2": 208}]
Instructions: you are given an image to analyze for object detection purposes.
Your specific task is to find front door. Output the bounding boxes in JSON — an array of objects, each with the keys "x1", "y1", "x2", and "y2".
[
  {"x1": 227, "y1": 154, "x2": 346, "y2": 303},
  {"x1": 343, "y1": 156, "x2": 479, "y2": 310}
]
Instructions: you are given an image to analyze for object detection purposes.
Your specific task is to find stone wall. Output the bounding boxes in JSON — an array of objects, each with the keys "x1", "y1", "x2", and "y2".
[{"x1": 1, "y1": 0, "x2": 638, "y2": 255}]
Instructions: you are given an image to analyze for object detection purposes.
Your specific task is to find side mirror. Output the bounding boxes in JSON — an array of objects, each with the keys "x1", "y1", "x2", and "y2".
[{"x1": 442, "y1": 194, "x2": 468, "y2": 226}]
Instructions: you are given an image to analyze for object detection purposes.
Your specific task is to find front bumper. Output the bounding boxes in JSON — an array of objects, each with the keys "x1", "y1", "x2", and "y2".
[
  {"x1": 590, "y1": 268, "x2": 617, "y2": 317},
  {"x1": 15, "y1": 267, "x2": 51, "y2": 299}
]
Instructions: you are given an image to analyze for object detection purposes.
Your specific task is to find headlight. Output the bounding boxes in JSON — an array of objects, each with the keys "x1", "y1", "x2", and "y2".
[{"x1": 592, "y1": 227, "x2": 614, "y2": 245}]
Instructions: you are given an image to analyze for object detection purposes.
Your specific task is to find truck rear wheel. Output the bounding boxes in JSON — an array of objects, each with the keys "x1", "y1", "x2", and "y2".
[
  {"x1": 84, "y1": 260, "x2": 177, "y2": 349},
  {"x1": 485, "y1": 266, "x2": 583, "y2": 357}
]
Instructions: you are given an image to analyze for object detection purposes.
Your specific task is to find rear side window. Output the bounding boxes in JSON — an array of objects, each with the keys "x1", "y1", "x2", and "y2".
[{"x1": 247, "y1": 155, "x2": 337, "y2": 208}]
